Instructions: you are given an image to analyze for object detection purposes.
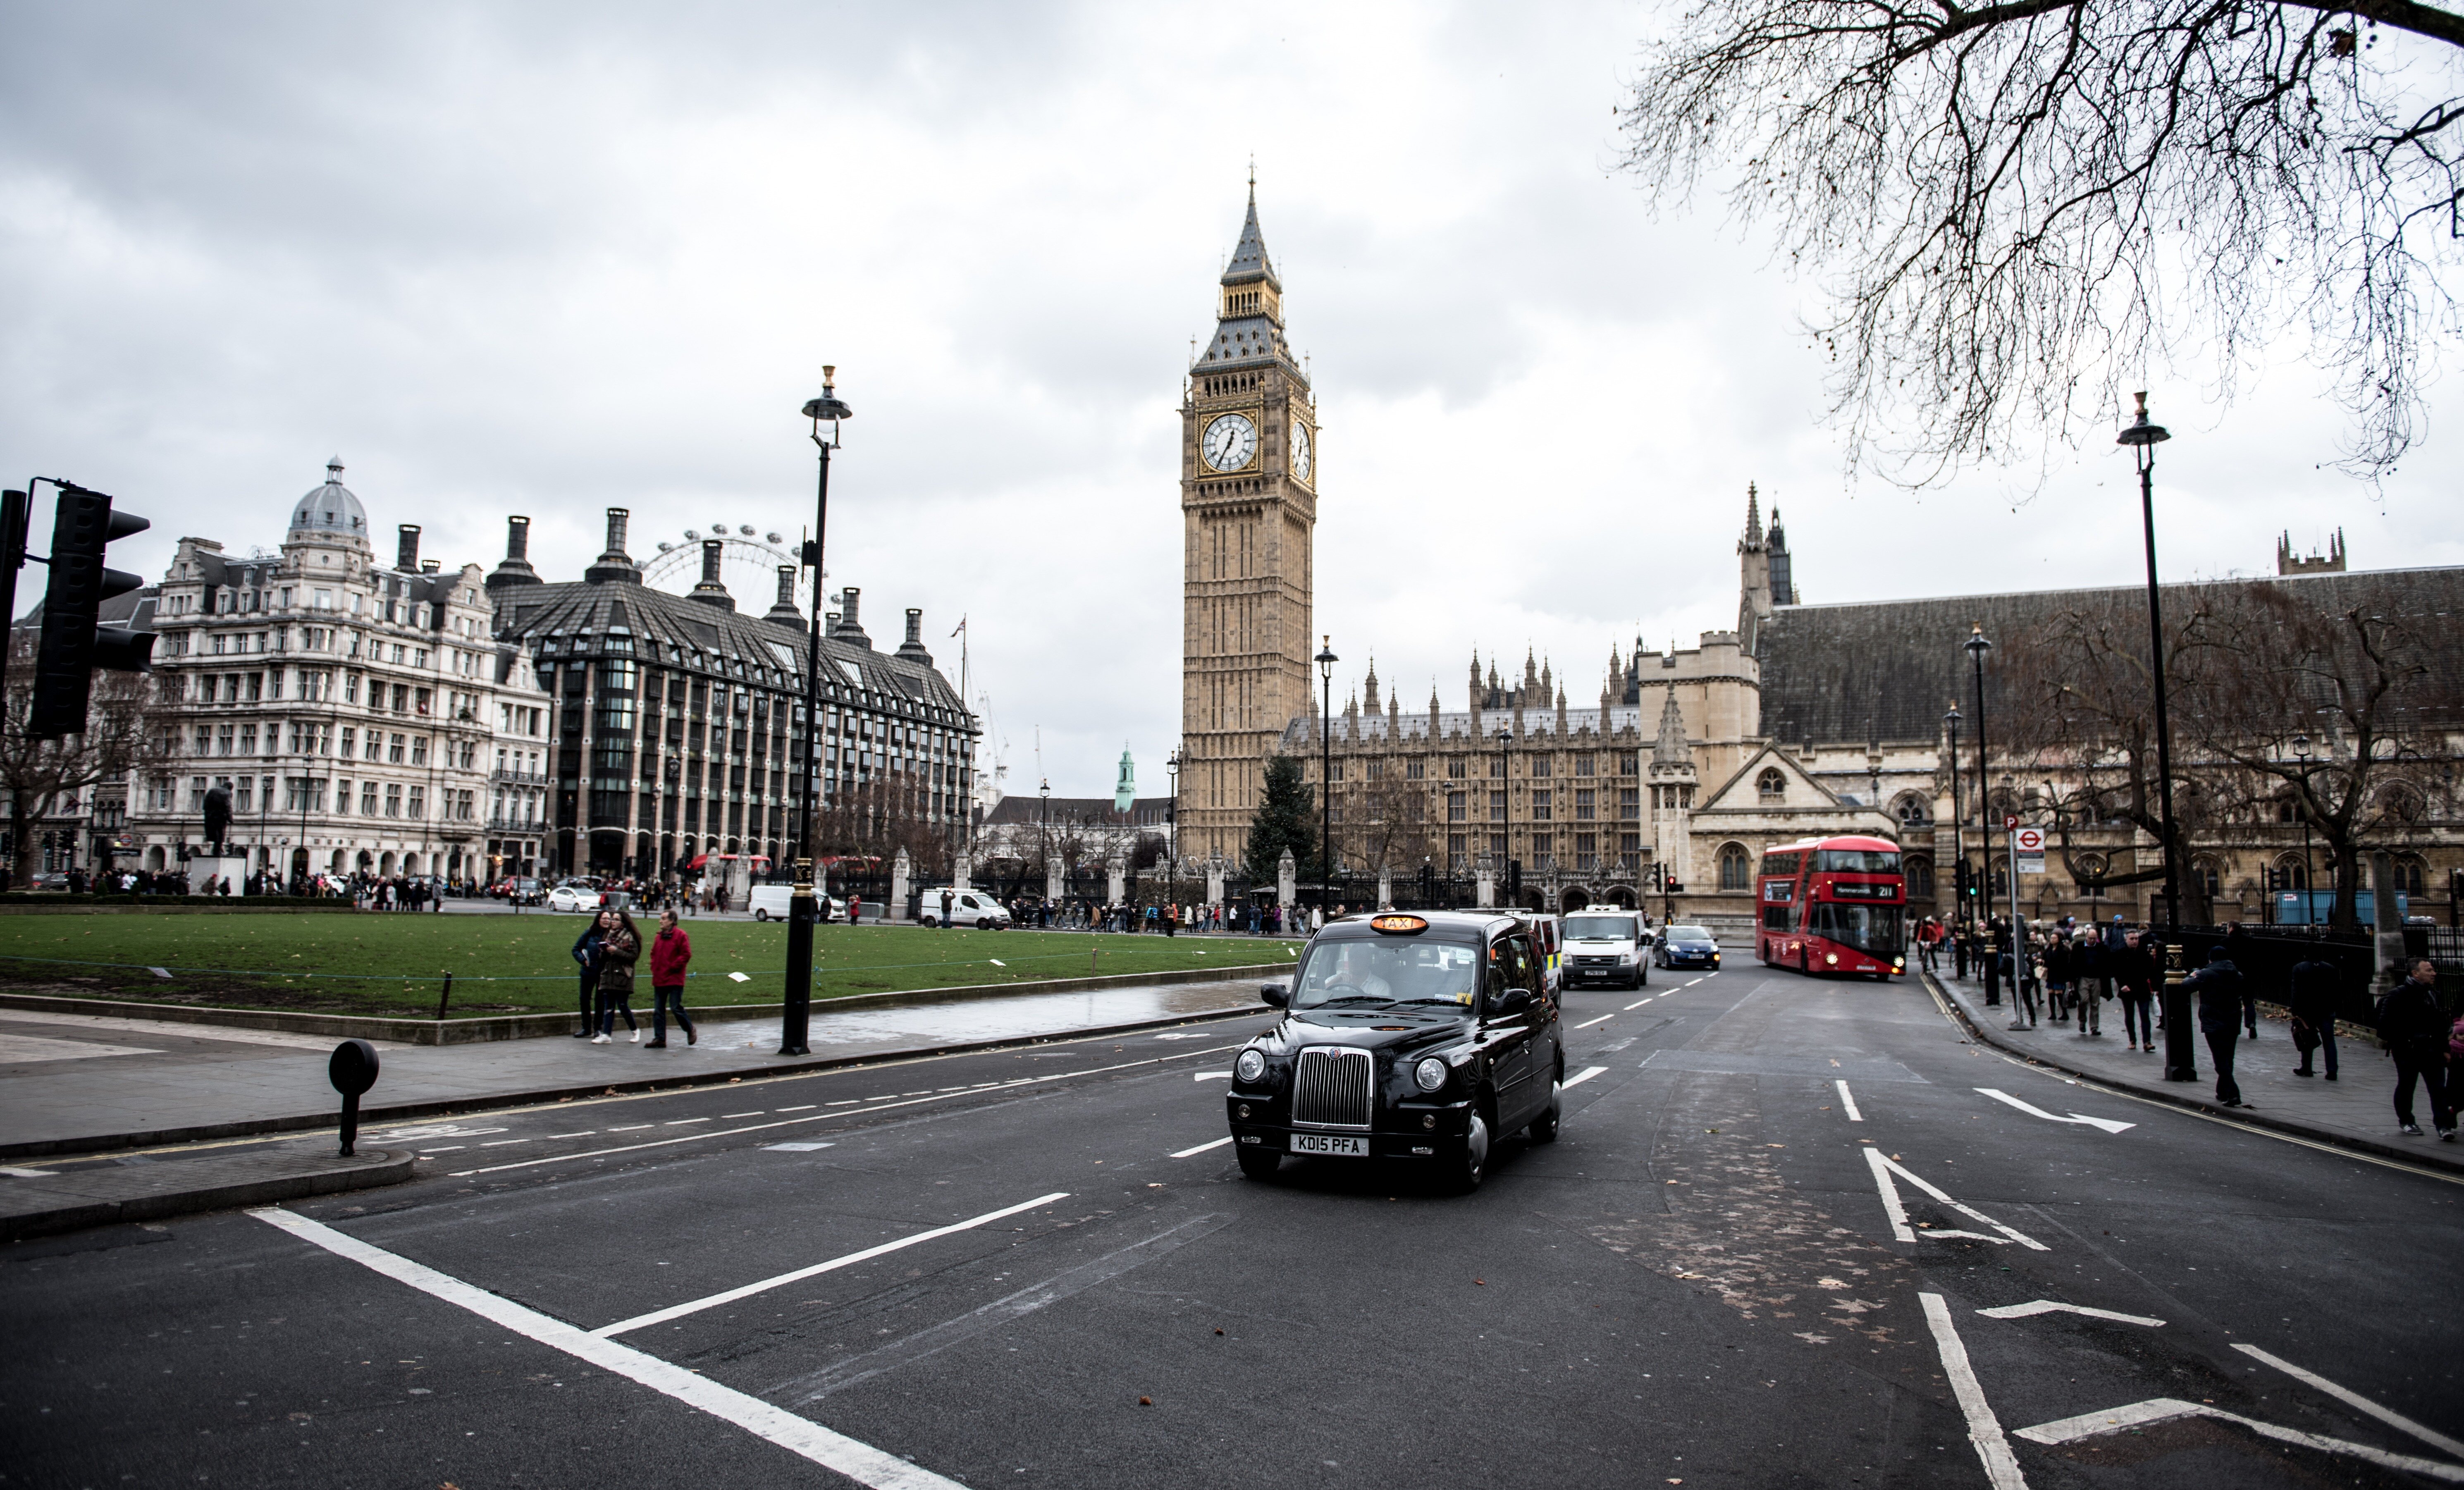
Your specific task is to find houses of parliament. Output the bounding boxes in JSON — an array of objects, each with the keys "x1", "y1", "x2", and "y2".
[{"x1": 1178, "y1": 190, "x2": 2463, "y2": 930}]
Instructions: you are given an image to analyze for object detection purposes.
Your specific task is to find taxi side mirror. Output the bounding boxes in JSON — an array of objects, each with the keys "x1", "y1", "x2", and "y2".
[{"x1": 1260, "y1": 982, "x2": 1290, "y2": 1008}]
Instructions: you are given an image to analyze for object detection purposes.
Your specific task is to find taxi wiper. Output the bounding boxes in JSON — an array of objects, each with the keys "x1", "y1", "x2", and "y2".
[
  {"x1": 1386, "y1": 997, "x2": 1471, "y2": 1008},
  {"x1": 1310, "y1": 995, "x2": 1395, "y2": 1008}
]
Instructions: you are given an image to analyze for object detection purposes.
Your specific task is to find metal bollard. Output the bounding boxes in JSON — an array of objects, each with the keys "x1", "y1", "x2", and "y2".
[
  {"x1": 328, "y1": 1039, "x2": 380, "y2": 1156},
  {"x1": 436, "y1": 972, "x2": 454, "y2": 1022}
]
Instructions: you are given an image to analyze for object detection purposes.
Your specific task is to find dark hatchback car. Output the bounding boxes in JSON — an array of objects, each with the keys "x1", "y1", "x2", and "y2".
[
  {"x1": 1655, "y1": 925, "x2": 1722, "y2": 970},
  {"x1": 1224, "y1": 911, "x2": 1563, "y2": 1192}
]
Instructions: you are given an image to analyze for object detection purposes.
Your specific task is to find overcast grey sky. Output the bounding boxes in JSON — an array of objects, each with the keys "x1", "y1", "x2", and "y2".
[{"x1": 5, "y1": 2, "x2": 2457, "y2": 799}]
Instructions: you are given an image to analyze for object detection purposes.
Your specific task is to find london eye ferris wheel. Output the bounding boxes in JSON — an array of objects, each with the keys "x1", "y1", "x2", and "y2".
[{"x1": 640, "y1": 524, "x2": 815, "y2": 607}]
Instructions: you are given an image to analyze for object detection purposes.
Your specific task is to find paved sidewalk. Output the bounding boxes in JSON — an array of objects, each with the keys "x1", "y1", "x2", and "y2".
[
  {"x1": 1926, "y1": 966, "x2": 2462, "y2": 1175},
  {"x1": 0, "y1": 1143, "x2": 411, "y2": 1240},
  {"x1": 0, "y1": 977, "x2": 1263, "y2": 1157}
]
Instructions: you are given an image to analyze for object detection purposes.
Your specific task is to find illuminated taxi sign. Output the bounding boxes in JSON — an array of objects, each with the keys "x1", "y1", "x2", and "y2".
[{"x1": 1369, "y1": 914, "x2": 1429, "y2": 935}]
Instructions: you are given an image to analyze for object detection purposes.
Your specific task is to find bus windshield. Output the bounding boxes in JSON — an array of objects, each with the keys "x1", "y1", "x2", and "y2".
[
  {"x1": 1292, "y1": 934, "x2": 1483, "y2": 1010},
  {"x1": 1817, "y1": 849, "x2": 1901, "y2": 874},
  {"x1": 1806, "y1": 903, "x2": 1904, "y2": 955}
]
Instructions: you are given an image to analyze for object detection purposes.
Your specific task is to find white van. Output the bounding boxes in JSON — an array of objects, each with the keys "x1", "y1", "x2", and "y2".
[
  {"x1": 920, "y1": 887, "x2": 1013, "y2": 930},
  {"x1": 746, "y1": 886, "x2": 843, "y2": 923},
  {"x1": 1559, "y1": 906, "x2": 1649, "y2": 990}
]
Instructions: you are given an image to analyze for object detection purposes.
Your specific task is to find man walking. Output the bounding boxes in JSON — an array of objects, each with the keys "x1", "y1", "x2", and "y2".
[
  {"x1": 2378, "y1": 958, "x2": 2454, "y2": 1139},
  {"x1": 2185, "y1": 947, "x2": 2249, "y2": 1108},
  {"x1": 2287, "y1": 951, "x2": 2342, "y2": 1080}
]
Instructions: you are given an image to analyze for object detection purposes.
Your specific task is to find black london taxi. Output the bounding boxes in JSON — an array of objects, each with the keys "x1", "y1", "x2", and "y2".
[{"x1": 1223, "y1": 910, "x2": 1562, "y2": 1192}]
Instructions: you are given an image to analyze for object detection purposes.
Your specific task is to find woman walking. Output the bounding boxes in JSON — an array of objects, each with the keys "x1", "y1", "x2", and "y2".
[
  {"x1": 591, "y1": 907, "x2": 643, "y2": 1044},
  {"x1": 647, "y1": 909, "x2": 696, "y2": 1048}
]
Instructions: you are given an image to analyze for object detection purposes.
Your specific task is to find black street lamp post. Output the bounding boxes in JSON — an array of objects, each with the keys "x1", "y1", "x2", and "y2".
[
  {"x1": 2118, "y1": 392, "x2": 2180, "y2": 929},
  {"x1": 1495, "y1": 725, "x2": 1512, "y2": 908},
  {"x1": 2292, "y1": 733, "x2": 2317, "y2": 914},
  {"x1": 1965, "y1": 626, "x2": 1998, "y2": 1005},
  {"x1": 1316, "y1": 638, "x2": 1337, "y2": 914},
  {"x1": 782, "y1": 368, "x2": 851, "y2": 1058},
  {"x1": 1165, "y1": 745, "x2": 1182, "y2": 912}
]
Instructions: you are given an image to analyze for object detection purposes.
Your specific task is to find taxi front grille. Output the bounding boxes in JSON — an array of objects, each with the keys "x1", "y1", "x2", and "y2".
[{"x1": 1291, "y1": 1047, "x2": 1373, "y2": 1129}]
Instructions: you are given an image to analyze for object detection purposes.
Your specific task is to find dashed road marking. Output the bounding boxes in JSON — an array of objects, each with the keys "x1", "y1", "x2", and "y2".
[
  {"x1": 1171, "y1": 1137, "x2": 1234, "y2": 1158},
  {"x1": 1563, "y1": 1065, "x2": 1609, "y2": 1089},
  {"x1": 1836, "y1": 1079, "x2": 1863, "y2": 1122},
  {"x1": 1979, "y1": 1300, "x2": 2162, "y2": 1327},
  {"x1": 1193, "y1": 1071, "x2": 1231, "y2": 1081},
  {"x1": 1573, "y1": 1012, "x2": 1616, "y2": 1030}
]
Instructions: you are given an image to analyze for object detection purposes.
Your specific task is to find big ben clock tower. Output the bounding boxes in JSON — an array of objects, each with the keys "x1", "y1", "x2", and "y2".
[{"x1": 1181, "y1": 183, "x2": 1318, "y2": 863}]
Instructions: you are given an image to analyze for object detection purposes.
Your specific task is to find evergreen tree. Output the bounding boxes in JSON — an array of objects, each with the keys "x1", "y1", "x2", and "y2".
[{"x1": 1244, "y1": 754, "x2": 1318, "y2": 882}]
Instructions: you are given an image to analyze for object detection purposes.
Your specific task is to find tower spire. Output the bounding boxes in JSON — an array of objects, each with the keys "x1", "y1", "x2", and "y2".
[{"x1": 1743, "y1": 482, "x2": 1763, "y2": 547}]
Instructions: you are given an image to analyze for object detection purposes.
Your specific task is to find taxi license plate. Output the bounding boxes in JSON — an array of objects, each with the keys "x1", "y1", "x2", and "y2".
[{"x1": 1289, "y1": 1133, "x2": 1368, "y2": 1157}]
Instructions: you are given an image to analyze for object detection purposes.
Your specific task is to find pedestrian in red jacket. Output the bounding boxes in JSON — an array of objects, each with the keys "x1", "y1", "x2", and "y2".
[{"x1": 647, "y1": 910, "x2": 695, "y2": 1048}]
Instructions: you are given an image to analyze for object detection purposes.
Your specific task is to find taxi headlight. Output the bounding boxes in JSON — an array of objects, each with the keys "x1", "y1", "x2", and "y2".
[
  {"x1": 1413, "y1": 1057, "x2": 1449, "y2": 1093},
  {"x1": 1824, "y1": 953, "x2": 1839, "y2": 965},
  {"x1": 1234, "y1": 1049, "x2": 1267, "y2": 1084}
]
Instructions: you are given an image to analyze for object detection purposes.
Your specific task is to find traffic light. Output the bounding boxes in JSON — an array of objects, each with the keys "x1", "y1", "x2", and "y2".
[
  {"x1": 1666, "y1": 878, "x2": 1684, "y2": 894},
  {"x1": 1650, "y1": 863, "x2": 1664, "y2": 891},
  {"x1": 29, "y1": 482, "x2": 153, "y2": 738}
]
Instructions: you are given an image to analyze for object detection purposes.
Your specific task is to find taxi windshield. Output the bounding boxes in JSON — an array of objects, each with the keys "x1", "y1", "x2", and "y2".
[
  {"x1": 1292, "y1": 934, "x2": 1483, "y2": 1011},
  {"x1": 1563, "y1": 915, "x2": 1638, "y2": 941}
]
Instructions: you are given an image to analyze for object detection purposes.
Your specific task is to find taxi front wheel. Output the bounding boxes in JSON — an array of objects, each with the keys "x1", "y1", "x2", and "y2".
[
  {"x1": 1447, "y1": 1113, "x2": 1491, "y2": 1194},
  {"x1": 1235, "y1": 1144, "x2": 1281, "y2": 1180},
  {"x1": 1528, "y1": 1082, "x2": 1562, "y2": 1144}
]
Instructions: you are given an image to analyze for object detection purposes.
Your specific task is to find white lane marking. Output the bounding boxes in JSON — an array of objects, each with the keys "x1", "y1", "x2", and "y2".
[
  {"x1": 764, "y1": 1142, "x2": 836, "y2": 1153},
  {"x1": 1563, "y1": 1065, "x2": 1609, "y2": 1089},
  {"x1": 1977, "y1": 1088, "x2": 2135, "y2": 1134},
  {"x1": 722, "y1": 1111, "x2": 766, "y2": 1118},
  {"x1": 450, "y1": 1043, "x2": 1247, "y2": 1177},
  {"x1": 1978, "y1": 1300, "x2": 2163, "y2": 1327},
  {"x1": 591, "y1": 1191, "x2": 1072, "y2": 1338},
  {"x1": 779, "y1": 1105, "x2": 819, "y2": 1112},
  {"x1": 479, "y1": 1139, "x2": 529, "y2": 1147},
  {"x1": 1573, "y1": 1012, "x2": 1616, "y2": 1029},
  {"x1": 1864, "y1": 1148, "x2": 2047, "y2": 1250},
  {"x1": 1836, "y1": 1079, "x2": 1864, "y2": 1122},
  {"x1": 544, "y1": 1131, "x2": 597, "y2": 1139},
  {"x1": 418, "y1": 1146, "x2": 466, "y2": 1154},
  {"x1": 2232, "y1": 1342, "x2": 2464, "y2": 1459},
  {"x1": 1920, "y1": 1292, "x2": 2029, "y2": 1490},
  {"x1": 665, "y1": 1118, "x2": 710, "y2": 1126},
  {"x1": 1193, "y1": 1070, "x2": 1231, "y2": 1081},
  {"x1": 248, "y1": 1208, "x2": 965, "y2": 1490},
  {"x1": 1171, "y1": 1137, "x2": 1234, "y2": 1158},
  {"x1": 1624, "y1": 996, "x2": 1654, "y2": 1010},
  {"x1": 608, "y1": 1124, "x2": 655, "y2": 1132},
  {"x1": 0, "y1": 1165, "x2": 61, "y2": 1177},
  {"x1": 1683, "y1": 977, "x2": 1705, "y2": 986},
  {"x1": 2015, "y1": 1397, "x2": 2464, "y2": 1482}
]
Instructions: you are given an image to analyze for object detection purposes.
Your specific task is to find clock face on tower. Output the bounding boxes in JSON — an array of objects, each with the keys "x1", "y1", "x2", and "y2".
[
  {"x1": 1202, "y1": 413, "x2": 1258, "y2": 472},
  {"x1": 1290, "y1": 421, "x2": 1313, "y2": 482}
]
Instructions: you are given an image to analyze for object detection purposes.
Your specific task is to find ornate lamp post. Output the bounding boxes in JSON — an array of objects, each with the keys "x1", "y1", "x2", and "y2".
[
  {"x1": 1496, "y1": 724, "x2": 1513, "y2": 907},
  {"x1": 781, "y1": 368, "x2": 851, "y2": 1058},
  {"x1": 2292, "y1": 733, "x2": 2317, "y2": 914},
  {"x1": 1964, "y1": 626, "x2": 1998, "y2": 1005},
  {"x1": 1165, "y1": 745, "x2": 1182, "y2": 912},
  {"x1": 2118, "y1": 392, "x2": 2180, "y2": 929},
  {"x1": 1315, "y1": 638, "x2": 1337, "y2": 915}
]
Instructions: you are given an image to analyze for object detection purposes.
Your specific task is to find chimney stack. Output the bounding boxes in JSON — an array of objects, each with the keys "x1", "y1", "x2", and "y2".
[
  {"x1": 485, "y1": 514, "x2": 541, "y2": 595},
  {"x1": 832, "y1": 586, "x2": 872, "y2": 649},
  {"x1": 762, "y1": 565, "x2": 804, "y2": 628},
  {"x1": 895, "y1": 606, "x2": 935, "y2": 667},
  {"x1": 687, "y1": 538, "x2": 735, "y2": 611},
  {"x1": 396, "y1": 525, "x2": 421, "y2": 573},
  {"x1": 585, "y1": 507, "x2": 640, "y2": 585}
]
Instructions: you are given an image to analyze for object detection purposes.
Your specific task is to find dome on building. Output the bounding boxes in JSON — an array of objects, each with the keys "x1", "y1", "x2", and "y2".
[{"x1": 290, "y1": 456, "x2": 369, "y2": 537}]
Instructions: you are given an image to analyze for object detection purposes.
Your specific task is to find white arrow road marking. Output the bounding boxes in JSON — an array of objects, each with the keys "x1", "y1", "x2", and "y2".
[
  {"x1": 2016, "y1": 1398, "x2": 2464, "y2": 1482},
  {"x1": 1977, "y1": 1087, "x2": 2136, "y2": 1134},
  {"x1": 251, "y1": 1208, "x2": 969, "y2": 1490},
  {"x1": 1563, "y1": 1065, "x2": 1609, "y2": 1089},
  {"x1": 1836, "y1": 1079, "x2": 1864, "y2": 1122},
  {"x1": 1920, "y1": 1293, "x2": 2029, "y2": 1490},
  {"x1": 1864, "y1": 1147, "x2": 2048, "y2": 1250},
  {"x1": 1978, "y1": 1300, "x2": 2163, "y2": 1327},
  {"x1": 2233, "y1": 1343, "x2": 2464, "y2": 1459},
  {"x1": 1171, "y1": 1137, "x2": 1234, "y2": 1158},
  {"x1": 1193, "y1": 1070, "x2": 1231, "y2": 1081}
]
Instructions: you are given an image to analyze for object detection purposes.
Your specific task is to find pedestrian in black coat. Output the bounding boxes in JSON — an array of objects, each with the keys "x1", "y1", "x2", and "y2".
[
  {"x1": 2378, "y1": 959, "x2": 2454, "y2": 1139},
  {"x1": 2185, "y1": 949, "x2": 2249, "y2": 1108},
  {"x1": 2287, "y1": 955, "x2": 2342, "y2": 1079},
  {"x1": 571, "y1": 922, "x2": 604, "y2": 1038}
]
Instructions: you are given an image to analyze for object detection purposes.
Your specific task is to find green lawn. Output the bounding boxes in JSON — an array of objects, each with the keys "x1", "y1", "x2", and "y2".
[{"x1": 0, "y1": 912, "x2": 1304, "y2": 1017}]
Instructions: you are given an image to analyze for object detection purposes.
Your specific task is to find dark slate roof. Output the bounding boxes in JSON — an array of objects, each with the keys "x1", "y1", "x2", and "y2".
[
  {"x1": 500, "y1": 576, "x2": 967, "y2": 719},
  {"x1": 1222, "y1": 187, "x2": 1276, "y2": 287},
  {"x1": 984, "y1": 795, "x2": 1173, "y2": 829},
  {"x1": 1200, "y1": 315, "x2": 1292, "y2": 368},
  {"x1": 1755, "y1": 564, "x2": 2464, "y2": 746}
]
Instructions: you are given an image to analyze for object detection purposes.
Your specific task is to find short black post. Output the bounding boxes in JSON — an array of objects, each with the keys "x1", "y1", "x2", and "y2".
[
  {"x1": 435, "y1": 972, "x2": 454, "y2": 1022},
  {"x1": 328, "y1": 1038, "x2": 380, "y2": 1157}
]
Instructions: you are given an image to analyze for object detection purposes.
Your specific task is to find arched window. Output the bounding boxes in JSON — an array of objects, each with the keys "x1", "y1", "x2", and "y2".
[
  {"x1": 2395, "y1": 855, "x2": 2426, "y2": 895},
  {"x1": 1756, "y1": 769, "x2": 1786, "y2": 801},
  {"x1": 1906, "y1": 855, "x2": 1935, "y2": 899},
  {"x1": 1891, "y1": 792, "x2": 1932, "y2": 830},
  {"x1": 2273, "y1": 854, "x2": 2309, "y2": 891},
  {"x1": 2192, "y1": 857, "x2": 2222, "y2": 898},
  {"x1": 1718, "y1": 843, "x2": 1752, "y2": 890}
]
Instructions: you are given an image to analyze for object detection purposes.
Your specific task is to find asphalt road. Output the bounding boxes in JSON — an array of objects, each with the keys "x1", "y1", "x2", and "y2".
[{"x1": 10, "y1": 962, "x2": 2462, "y2": 1488}]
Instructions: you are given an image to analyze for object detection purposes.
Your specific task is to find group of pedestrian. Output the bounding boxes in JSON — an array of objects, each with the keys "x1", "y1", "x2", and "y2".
[{"x1": 571, "y1": 907, "x2": 697, "y2": 1048}]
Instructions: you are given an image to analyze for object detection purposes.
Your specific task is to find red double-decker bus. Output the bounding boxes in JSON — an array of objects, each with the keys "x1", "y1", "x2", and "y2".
[{"x1": 1755, "y1": 835, "x2": 1907, "y2": 979}]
